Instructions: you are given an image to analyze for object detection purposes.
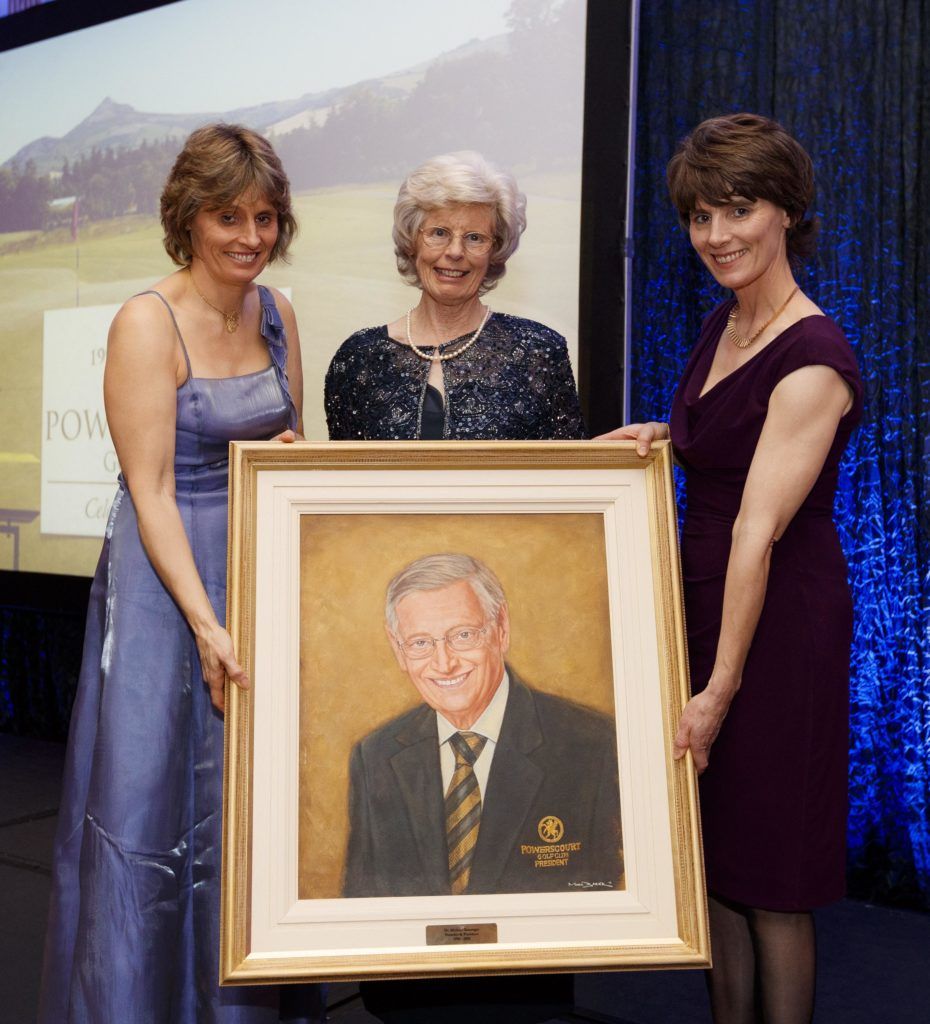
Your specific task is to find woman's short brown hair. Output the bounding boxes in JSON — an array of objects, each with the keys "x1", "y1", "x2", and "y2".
[
  {"x1": 666, "y1": 112, "x2": 818, "y2": 265},
  {"x1": 160, "y1": 123, "x2": 297, "y2": 266}
]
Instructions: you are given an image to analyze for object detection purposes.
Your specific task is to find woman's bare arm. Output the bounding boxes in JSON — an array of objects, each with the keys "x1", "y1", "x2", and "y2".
[
  {"x1": 674, "y1": 363, "x2": 852, "y2": 771},
  {"x1": 271, "y1": 288, "x2": 305, "y2": 438},
  {"x1": 104, "y1": 295, "x2": 247, "y2": 711}
]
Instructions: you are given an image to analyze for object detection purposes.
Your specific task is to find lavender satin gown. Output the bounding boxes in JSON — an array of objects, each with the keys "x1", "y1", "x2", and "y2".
[{"x1": 39, "y1": 288, "x2": 323, "y2": 1023}]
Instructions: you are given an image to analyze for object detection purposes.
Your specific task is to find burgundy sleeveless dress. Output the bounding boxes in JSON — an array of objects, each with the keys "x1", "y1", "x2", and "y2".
[{"x1": 669, "y1": 301, "x2": 863, "y2": 911}]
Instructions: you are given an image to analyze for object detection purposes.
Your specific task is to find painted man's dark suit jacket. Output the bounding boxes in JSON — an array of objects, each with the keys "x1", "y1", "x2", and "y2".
[{"x1": 343, "y1": 670, "x2": 623, "y2": 897}]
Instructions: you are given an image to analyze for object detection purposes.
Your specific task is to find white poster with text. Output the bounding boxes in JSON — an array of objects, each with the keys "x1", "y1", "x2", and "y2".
[{"x1": 41, "y1": 305, "x2": 120, "y2": 538}]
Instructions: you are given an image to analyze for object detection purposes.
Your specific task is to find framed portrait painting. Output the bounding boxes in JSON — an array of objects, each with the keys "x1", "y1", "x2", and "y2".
[{"x1": 221, "y1": 440, "x2": 708, "y2": 983}]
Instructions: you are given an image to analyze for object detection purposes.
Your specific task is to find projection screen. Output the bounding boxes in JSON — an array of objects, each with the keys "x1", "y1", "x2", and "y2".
[{"x1": 0, "y1": 0, "x2": 587, "y2": 577}]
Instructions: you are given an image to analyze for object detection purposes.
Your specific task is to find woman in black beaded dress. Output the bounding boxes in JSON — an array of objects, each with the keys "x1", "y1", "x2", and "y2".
[
  {"x1": 324, "y1": 150, "x2": 585, "y2": 442},
  {"x1": 325, "y1": 151, "x2": 582, "y2": 1022}
]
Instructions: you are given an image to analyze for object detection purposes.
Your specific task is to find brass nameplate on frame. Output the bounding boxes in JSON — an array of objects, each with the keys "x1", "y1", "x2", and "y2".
[{"x1": 426, "y1": 924, "x2": 498, "y2": 946}]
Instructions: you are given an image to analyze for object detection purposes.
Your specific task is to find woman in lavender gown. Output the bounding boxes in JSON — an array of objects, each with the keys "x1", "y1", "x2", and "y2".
[
  {"x1": 39, "y1": 125, "x2": 323, "y2": 1024},
  {"x1": 602, "y1": 114, "x2": 862, "y2": 1023}
]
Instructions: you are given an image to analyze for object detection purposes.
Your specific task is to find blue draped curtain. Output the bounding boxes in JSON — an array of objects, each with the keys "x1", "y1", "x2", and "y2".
[{"x1": 631, "y1": 0, "x2": 930, "y2": 908}]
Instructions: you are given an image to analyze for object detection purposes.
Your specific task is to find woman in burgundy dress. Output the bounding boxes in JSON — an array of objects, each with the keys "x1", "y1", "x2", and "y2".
[{"x1": 602, "y1": 113, "x2": 862, "y2": 1022}]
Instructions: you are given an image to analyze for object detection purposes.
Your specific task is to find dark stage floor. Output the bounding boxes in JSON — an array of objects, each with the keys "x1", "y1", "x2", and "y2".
[{"x1": 1, "y1": 733, "x2": 926, "y2": 1024}]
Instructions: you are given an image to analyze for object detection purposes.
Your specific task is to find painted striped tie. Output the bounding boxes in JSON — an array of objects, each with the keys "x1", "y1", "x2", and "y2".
[{"x1": 445, "y1": 730, "x2": 488, "y2": 895}]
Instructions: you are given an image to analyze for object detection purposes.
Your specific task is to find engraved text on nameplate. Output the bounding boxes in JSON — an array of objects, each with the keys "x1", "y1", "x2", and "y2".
[{"x1": 425, "y1": 923, "x2": 498, "y2": 945}]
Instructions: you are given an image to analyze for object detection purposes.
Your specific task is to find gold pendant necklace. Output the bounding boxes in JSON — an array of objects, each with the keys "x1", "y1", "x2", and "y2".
[
  {"x1": 726, "y1": 285, "x2": 799, "y2": 349},
  {"x1": 190, "y1": 271, "x2": 242, "y2": 333}
]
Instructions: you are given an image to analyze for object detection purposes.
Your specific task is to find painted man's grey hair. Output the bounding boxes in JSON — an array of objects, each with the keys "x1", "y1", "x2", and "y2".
[
  {"x1": 392, "y1": 150, "x2": 527, "y2": 295},
  {"x1": 385, "y1": 553, "x2": 507, "y2": 635}
]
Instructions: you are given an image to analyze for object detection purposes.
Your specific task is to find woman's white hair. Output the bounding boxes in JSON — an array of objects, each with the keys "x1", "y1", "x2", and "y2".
[
  {"x1": 385, "y1": 553, "x2": 507, "y2": 635},
  {"x1": 392, "y1": 151, "x2": 527, "y2": 295}
]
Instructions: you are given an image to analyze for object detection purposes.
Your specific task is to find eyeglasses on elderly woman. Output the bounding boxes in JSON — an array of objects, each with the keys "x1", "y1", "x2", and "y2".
[{"x1": 418, "y1": 225, "x2": 495, "y2": 256}]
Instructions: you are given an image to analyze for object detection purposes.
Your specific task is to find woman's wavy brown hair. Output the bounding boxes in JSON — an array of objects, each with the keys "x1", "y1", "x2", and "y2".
[{"x1": 160, "y1": 123, "x2": 296, "y2": 266}]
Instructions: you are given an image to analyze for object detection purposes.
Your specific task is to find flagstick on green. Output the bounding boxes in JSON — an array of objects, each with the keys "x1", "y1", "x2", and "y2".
[{"x1": 71, "y1": 197, "x2": 81, "y2": 306}]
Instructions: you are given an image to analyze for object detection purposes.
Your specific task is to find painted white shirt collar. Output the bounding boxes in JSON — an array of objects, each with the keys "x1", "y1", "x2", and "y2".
[{"x1": 436, "y1": 670, "x2": 509, "y2": 798}]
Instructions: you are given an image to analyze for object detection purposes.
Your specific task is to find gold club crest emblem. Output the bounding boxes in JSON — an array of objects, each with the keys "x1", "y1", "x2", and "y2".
[{"x1": 537, "y1": 815, "x2": 564, "y2": 843}]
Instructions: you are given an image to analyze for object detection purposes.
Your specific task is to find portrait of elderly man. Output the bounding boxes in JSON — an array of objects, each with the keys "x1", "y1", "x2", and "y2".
[{"x1": 343, "y1": 553, "x2": 623, "y2": 898}]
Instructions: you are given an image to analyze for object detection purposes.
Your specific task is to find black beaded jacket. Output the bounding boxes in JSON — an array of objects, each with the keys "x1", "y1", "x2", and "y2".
[{"x1": 324, "y1": 313, "x2": 586, "y2": 441}]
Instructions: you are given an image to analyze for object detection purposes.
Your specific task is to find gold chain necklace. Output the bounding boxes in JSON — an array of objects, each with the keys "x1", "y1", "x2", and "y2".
[
  {"x1": 726, "y1": 285, "x2": 799, "y2": 349},
  {"x1": 405, "y1": 307, "x2": 491, "y2": 362},
  {"x1": 189, "y1": 270, "x2": 242, "y2": 333}
]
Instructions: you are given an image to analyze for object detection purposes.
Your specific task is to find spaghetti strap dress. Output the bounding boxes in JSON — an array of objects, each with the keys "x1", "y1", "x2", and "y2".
[
  {"x1": 39, "y1": 287, "x2": 324, "y2": 1023},
  {"x1": 669, "y1": 302, "x2": 863, "y2": 911}
]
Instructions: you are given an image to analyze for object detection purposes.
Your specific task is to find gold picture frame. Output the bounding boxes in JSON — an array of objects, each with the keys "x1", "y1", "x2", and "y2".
[{"x1": 221, "y1": 440, "x2": 708, "y2": 984}]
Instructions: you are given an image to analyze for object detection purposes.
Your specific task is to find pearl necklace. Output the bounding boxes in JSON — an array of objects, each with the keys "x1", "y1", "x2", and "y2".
[
  {"x1": 726, "y1": 286, "x2": 799, "y2": 349},
  {"x1": 190, "y1": 270, "x2": 242, "y2": 333},
  {"x1": 405, "y1": 306, "x2": 491, "y2": 362}
]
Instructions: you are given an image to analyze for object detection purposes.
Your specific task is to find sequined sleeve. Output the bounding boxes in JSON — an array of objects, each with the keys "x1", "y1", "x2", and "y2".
[
  {"x1": 535, "y1": 327, "x2": 587, "y2": 439},
  {"x1": 324, "y1": 326, "x2": 396, "y2": 441},
  {"x1": 324, "y1": 344, "x2": 352, "y2": 440}
]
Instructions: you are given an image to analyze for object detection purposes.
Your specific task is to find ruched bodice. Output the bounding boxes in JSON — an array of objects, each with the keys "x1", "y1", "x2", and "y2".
[
  {"x1": 169, "y1": 284, "x2": 296, "y2": 481},
  {"x1": 174, "y1": 366, "x2": 288, "y2": 478}
]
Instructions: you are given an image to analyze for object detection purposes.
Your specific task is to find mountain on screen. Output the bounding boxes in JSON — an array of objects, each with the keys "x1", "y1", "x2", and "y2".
[
  {"x1": 4, "y1": 34, "x2": 507, "y2": 175},
  {"x1": 7, "y1": 99, "x2": 210, "y2": 175},
  {"x1": 1, "y1": 3, "x2": 584, "y2": 236}
]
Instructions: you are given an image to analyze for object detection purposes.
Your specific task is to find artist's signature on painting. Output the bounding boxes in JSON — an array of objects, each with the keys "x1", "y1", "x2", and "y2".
[{"x1": 568, "y1": 881, "x2": 614, "y2": 889}]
